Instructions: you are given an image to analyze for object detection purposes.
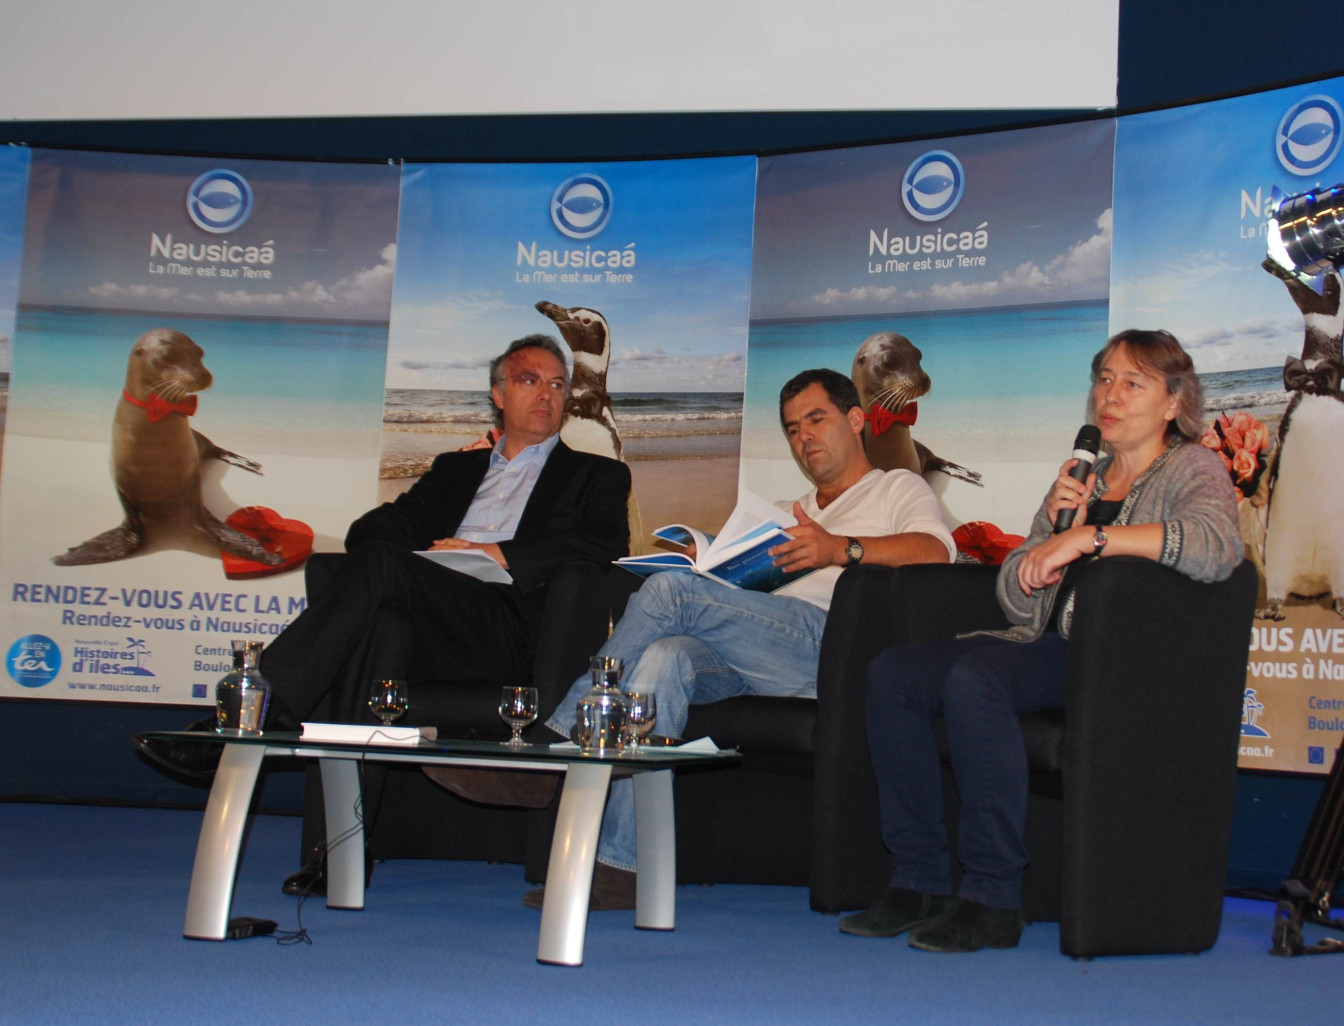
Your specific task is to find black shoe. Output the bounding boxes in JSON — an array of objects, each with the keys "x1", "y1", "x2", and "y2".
[
  {"x1": 283, "y1": 857, "x2": 326, "y2": 897},
  {"x1": 838, "y1": 888, "x2": 956, "y2": 938},
  {"x1": 907, "y1": 897, "x2": 1024, "y2": 953},
  {"x1": 522, "y1": 861, "x2": 637, "y2": 911},
  {"x1": 282, "y1": 848, "x2": 375, "y2": 898},
  {"x1": 132, "y1": 716, "x2": 221, "y2": 783}
]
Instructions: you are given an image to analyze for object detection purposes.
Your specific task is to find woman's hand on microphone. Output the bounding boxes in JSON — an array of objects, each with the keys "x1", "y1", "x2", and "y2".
[
  {"x1": 1016, "y1": 526, "x2": 1093, "y2": 596},
  {"x1": 1045, "y1": 462, "x2": 1096, "y2": 526}
]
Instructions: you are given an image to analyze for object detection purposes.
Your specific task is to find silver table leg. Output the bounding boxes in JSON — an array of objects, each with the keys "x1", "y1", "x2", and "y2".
[
  {"x1": 536, "y1": 761, "x2": 612, "y2": 966},
  {"x1": 320, "y1": 758, "x2": 366, "y2": 910},
  {"x1": 183, "y1": 743, "x2": 264, "y2": 940},
  {"x1": 633, "y1": 768, "x2": 675, "y2": 930}
]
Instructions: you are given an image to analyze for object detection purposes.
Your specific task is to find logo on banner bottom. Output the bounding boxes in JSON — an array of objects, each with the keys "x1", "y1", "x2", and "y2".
[{"x1": 8, "y1": 635, "x2": 61, "y2": 688}]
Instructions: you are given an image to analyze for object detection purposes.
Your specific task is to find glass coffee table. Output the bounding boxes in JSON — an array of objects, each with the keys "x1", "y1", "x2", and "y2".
[{"x1": 143, "y1": 730, "x2": 740, "y2": 966}]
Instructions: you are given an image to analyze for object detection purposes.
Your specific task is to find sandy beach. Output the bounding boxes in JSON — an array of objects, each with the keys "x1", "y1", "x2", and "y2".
[{"x1": 379, "y1": 452, "x2": 740, "y2": 553}]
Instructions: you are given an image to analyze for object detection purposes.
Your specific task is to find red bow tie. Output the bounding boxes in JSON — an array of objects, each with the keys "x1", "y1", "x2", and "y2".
[
  {"x1": 122, "y1": 390, "x2": 198, "y2": 422},
  {"x1": 865, "y1": 402, "x2": 918, "y2": 436}
]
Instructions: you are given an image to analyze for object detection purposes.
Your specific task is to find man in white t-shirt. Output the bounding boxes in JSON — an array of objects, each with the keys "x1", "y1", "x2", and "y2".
[{"x1": 427, "y1": 368, "x2": 955, "y2": 908}]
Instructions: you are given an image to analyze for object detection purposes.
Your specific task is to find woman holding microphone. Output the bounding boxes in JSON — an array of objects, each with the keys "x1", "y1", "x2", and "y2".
[{"x1": 840, "y1": 329, "x2": 1242, "y2": 953}]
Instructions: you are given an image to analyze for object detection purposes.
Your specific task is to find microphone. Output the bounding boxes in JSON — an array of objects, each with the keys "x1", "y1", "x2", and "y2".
[{"x1": 1054, "y1": 425, "x2": 1102, "y2": 533}]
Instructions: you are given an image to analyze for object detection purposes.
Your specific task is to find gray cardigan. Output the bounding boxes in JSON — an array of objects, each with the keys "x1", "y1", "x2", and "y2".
[{"x1": 994, "y1": 440, "x2": 1243, "y2": 640}]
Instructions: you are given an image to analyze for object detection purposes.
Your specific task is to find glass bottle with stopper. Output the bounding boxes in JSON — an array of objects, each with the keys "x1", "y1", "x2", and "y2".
[
  {"x1": 575, "y1": 655, "x2": 627, "y2": 753},
  {"x1": 215, "y1": 640, "x2": 270, "y2": 734}
]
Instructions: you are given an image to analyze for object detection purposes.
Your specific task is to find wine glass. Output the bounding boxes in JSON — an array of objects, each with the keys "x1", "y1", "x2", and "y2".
[
  {"x1": 623, "y1": 689, "x2": 657, "y2": 749},
  {"x1": 499, "y1": 686, "x2": 539, "y2": 746},
  {"x1": 368, "y1": 679, "x2": 409, "y2": 727}
]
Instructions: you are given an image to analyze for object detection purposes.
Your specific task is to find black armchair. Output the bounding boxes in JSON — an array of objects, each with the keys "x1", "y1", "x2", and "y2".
[
  {"x1": 296, "y1": 552, "x2": 612, "y2": 866},
  {"x1": 522, "y1": 557, "x2": 1256, "y2": 959},
  {"x1": 813, "y1": 557, "x2": 1259, "y2": 957}
]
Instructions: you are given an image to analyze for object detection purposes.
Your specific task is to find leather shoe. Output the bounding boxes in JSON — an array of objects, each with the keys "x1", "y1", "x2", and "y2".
[
  {"x1": 282, "y1": 846, "x2": 375, "y2": 897},
  {"x1": 132, "y1": 716, "x2": 221, "y2": 783},
  {"x1": 422, "y1": 765, "x2": 558, "y2": 809},
  {"x1": 838, "y1": 888, "x2": 956, "y2": 938},
  {"x1": 283, "y1": 859, "x2": 326, "y2": 897},
  {"x1": 907, "y1": 897, "x2": 1024, "y2": 953},
  {"x1": 522, "y1": 861, "x2": 636, "y2": 911}
]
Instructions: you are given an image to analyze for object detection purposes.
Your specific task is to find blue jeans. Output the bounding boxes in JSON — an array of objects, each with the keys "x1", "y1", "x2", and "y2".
[
  {"x1": 865, "y1": 632, "x2": 1067, "y2": 910},
  {"x1": 545, "y1": 572, "x2": 828, "y2": 870}
]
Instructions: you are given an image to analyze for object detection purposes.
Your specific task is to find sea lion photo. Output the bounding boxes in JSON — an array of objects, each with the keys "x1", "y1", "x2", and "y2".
[
  {"x1": 851, "y1": 330, "x2": 982, "y2": 486},
  {"x1": 52, "y1": 328, "x2": 282, "y2": 568}
]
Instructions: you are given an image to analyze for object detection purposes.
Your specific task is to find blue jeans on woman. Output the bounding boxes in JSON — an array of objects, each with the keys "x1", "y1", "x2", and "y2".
[
  {"x1": 865, "y1": 632, "x2": 1067, "y2": 910},
  {"x1": 545, "y1": 572, "x2": 828, "y2": 871}
]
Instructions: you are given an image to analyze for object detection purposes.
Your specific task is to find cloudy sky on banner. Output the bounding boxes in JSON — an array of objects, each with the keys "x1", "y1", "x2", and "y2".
[
  {"x1": 1110, "y1": 74, "x2": 1344, "y2": 371},
  {"x1": 749, "y1": 121, "x2": 1116, "y2": 322},
  {"x1": 0, "y1": 147, "x2": 29, "y2": 369},
  {"x1": 387, "y1": 159, "x2": 757, "y2": 393},
  {"x1": 18, "y1": 152, "x2": 400, "y2": 324}
]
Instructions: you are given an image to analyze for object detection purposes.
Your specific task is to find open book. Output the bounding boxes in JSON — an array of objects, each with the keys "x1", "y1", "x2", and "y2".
[{"x1": 616, "y1": 490, "x2": 816, "y2": 593}]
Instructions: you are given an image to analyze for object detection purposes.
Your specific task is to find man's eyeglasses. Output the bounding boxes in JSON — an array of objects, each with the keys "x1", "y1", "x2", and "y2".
[{"x1": 500, "y1": 372, "x2": 567, "y2": 394}]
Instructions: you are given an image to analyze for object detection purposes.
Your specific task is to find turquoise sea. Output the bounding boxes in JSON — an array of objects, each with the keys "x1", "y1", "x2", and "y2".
[
  {"x1": 743, "y1": 301, "x2": 1112, "y2": 463},
  {"x1": 741, "y1": 300, "x2": 1290, "y2": 463},
  {"x1": 7, "y1": 307, "x2": 389, "y2": 457}
]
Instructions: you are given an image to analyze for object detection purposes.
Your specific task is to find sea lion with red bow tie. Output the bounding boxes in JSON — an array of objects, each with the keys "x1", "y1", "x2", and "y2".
[
  {"x1": 851, "y1": 330, "x2": 981, "y2": 486},
  {"x1": 1256, "y1": 263, "x2": 1344, "y2": 619},
  {"x1": 52, "y1": 328, "x2": 281, "y2": 567}
]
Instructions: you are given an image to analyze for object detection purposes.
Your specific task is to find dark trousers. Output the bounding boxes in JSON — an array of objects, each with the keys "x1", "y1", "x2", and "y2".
[
  {"x1": 261, "y1": 540, "x2": 532, "y2": 727},
  {"x1": 263, "y1": 541, "x2": 533, "y2": 861},
  {"x1": 865, "y1": 632, "x2": 1067, "y2": 910}
]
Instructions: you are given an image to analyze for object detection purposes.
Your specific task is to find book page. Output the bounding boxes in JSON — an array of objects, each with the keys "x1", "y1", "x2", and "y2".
[{"x1": 706, "y1": 490, "x2": 796, "y2": 561}]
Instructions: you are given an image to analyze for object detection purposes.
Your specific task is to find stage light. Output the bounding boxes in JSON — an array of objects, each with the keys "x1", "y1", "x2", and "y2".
[{"x1": 1266, "y1": 183, "x2": 1344, "y2": 283}]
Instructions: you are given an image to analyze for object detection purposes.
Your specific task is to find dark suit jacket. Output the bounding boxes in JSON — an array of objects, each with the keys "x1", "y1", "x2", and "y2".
[{"x1": 343, "y1": 440, "x2": 631, "y2": 628}]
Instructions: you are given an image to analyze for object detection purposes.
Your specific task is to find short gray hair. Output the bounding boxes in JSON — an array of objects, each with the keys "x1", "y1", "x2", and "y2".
[{"x1": 488, "y1": 334, "x2": 571, "y2": 429}]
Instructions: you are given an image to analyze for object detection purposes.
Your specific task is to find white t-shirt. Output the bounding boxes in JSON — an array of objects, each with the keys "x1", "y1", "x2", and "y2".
[{"x1": 774, "y1": 468, "x2": 956, "y2": 613}]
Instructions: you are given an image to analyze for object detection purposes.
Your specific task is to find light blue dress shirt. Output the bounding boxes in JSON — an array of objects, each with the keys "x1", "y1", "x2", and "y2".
[{"x1": 455, "y1": 432, "x2": 560, "y2": 544}]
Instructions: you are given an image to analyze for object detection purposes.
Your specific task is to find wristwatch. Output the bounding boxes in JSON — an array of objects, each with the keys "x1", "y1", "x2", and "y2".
[
  {"x1": 844, "y1": 537, "x2": 865, "y2": 566},
  {"x1": 1092, "y1": 527, "x2": 1108, "y2": 556}
]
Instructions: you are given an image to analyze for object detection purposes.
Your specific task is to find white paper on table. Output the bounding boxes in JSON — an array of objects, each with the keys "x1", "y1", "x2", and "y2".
[{"x1": 548, "y1": 737, "x2": 721, "y2": 753}]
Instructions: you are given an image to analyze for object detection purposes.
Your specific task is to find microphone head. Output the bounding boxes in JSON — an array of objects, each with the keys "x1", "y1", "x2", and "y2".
[{"x1": 1074, "y1": 424, "x2": 1102, "y2": 458}]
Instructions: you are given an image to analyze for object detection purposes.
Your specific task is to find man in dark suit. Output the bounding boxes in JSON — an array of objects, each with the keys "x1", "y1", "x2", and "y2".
[{"x1": 137, "y1": 333, "x2": 630, "y2": 759}]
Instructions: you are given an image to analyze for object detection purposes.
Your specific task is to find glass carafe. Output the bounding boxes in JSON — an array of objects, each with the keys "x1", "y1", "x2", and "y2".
[
  {"x1": 575, "y1": 655, "x2": 627, "y2": 753},
  {"x1": 215, "y1": 639, "x2": 271, "y2": 734}
]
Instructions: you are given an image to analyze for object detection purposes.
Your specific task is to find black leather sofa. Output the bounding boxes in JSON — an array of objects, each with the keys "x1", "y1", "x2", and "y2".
[
  {"x1": 523, "y1": 557, "x2": 1257, "y2": 957},
  {"x1": 300, "y1": 550, "x2": 1258, "y2": 957}
]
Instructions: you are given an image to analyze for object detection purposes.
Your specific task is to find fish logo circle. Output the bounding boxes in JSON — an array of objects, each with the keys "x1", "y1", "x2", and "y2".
[
  {"x1": 550, "y1": 174, "x2": 613, "y2": 239},
  {"x1": 186, "y1": 169, "x2": 254, "y2": 234},
  {"x1": 1276, "y1": 95, "x2": 1342, "y2": 177},
  {"x1": 901, "y1": 150, "x2": 965, "y2": 223}
]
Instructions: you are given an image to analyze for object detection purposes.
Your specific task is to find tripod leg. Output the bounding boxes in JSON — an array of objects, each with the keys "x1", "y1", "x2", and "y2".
[{"x1": 1271, "y1": 899, "x2": 1305, "y2": 957}]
